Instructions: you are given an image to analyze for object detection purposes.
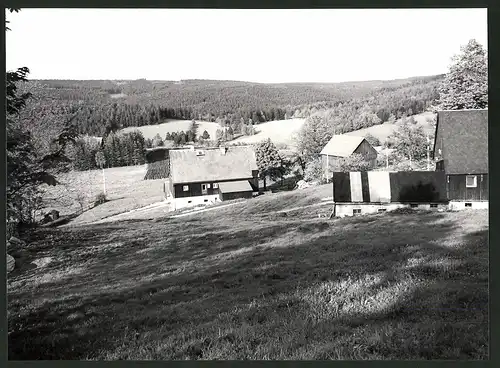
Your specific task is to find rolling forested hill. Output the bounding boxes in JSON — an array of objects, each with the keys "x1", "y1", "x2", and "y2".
[{"x1": 14, "y1": 75, "x2": 442, "y2": 158}]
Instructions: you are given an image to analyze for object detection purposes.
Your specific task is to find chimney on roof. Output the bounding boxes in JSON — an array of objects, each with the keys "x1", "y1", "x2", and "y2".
[{"x1": 219, "y1": 145, "x2": 227, "y2": 155}]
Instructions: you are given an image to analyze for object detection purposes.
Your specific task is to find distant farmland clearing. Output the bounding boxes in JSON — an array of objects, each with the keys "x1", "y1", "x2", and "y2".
[
  {"x1": 119, "y1": 112, "x2": 434, "y2": 149},
  {"x1": 121, "y1": 119, "x2": 221, "y2": 140},
  {"x1": 232, "y1": 118, "x2": 305, "y2": 148},
  {"x1": 343, "y1": 111, "x2": 436, "y2": 142}
]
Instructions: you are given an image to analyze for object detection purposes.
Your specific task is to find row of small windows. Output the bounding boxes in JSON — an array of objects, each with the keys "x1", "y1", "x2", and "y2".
[
  {"x1": 183, "y1": 183, "x2": 219, "y2": 192},
  {"x1": 353, "y1": 203, "x2": 440, "y2": 215}
]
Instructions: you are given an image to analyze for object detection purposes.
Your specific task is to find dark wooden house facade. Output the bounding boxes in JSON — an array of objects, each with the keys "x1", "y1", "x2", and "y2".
[
  {"x1": 167, "y1": 146, "x2": 259, "y2": 208},
  {"x1": 433, "y1": 109, "x2": 488, "y2": 203}
]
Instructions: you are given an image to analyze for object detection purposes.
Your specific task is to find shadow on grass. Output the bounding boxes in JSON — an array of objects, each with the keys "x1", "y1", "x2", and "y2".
[
  {"x1": 8, "y1": 210, "x2": 488, "y2": 360},
  {"x1": 268, "y1": 176, "x2": 300, "y2": 193}
]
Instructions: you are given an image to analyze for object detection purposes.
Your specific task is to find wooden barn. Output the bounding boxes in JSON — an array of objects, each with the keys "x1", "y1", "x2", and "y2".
[
  {"x1": 331, "y1": 171, "x2": 449, "y2": 217},
  {"x1": 320, "y1": 135, "x2": 377, "y2": 180},
  {"x1": 166, "y1": 145, "x2": 259, "y2": 209},
  {"x1": 433, "y1": 109, "x2": 488, "y2": 209}
]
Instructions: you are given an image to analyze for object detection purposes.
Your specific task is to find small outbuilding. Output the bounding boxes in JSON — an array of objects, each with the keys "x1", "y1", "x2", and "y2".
[
  {"x1": 320, "y1": 135, "x2": 378, "y2": 180},
  {"x1": 218, "y1": 180, "x2": 254, "y2": 201}
]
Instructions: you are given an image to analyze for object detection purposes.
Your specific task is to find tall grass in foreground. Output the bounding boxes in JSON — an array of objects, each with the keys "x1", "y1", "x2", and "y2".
[{"x1": 7, "y1": 207, "x2": 488, "y2": 360}]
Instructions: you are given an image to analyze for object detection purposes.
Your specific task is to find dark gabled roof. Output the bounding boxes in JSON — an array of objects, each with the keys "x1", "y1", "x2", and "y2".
[
  {"x1": 433, "y1": 109, "x2": 488, "y2": 174},
  {"x1": 169, "y1": 146, "x2": 258, "y2": 184}
]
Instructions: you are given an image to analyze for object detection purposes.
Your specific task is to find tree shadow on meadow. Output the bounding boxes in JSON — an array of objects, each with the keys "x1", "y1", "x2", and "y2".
[{"x1": 7, "y1": 210, "x2": 489, "y2": 360}]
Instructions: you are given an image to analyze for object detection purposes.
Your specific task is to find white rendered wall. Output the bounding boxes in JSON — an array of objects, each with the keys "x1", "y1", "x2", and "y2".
[
  {"x1": 173, "y1": 194, "x2": 221, "y2": 210},
  {"x1": 449, "y1": 201, "x2": 489, "y2": 211},
  {"x1": 334, "y1": 202, "x2": 449, "y2": 217}
]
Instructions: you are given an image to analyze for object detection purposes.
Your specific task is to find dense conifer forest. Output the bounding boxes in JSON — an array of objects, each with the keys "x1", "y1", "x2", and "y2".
[{"x1": 18, "y1": 75, "x2": 442, "y2": 137}]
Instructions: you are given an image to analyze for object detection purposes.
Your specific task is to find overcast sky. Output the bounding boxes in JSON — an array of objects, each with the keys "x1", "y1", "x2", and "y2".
[{"x1": 6, "y1": 8, "x2": 487, "y2": 83}]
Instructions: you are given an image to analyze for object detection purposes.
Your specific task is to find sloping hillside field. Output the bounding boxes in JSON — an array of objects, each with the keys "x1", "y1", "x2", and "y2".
[
  {"x1": 121, "y1": 119, "x2": 221, "y2": 140},
  {"x1": 8, "y1": 187, "x2": 488, "y2": 359}
]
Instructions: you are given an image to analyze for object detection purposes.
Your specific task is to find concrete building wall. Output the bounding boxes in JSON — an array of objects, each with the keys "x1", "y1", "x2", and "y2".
[
  {"x1": 333, "y1": 202, "x2": 449, "y2": 217},
  {"x1": 173, "y1": 194, "x2": 221, "y2": 210}
]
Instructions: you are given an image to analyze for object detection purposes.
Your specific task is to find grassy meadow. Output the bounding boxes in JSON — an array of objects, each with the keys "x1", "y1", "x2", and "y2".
[
  {"x1": 42, "y1": 165, "x2": 166, "y2": 225},
  {"x1": 121, "y1": 119, "x2": 221, "y2": 141},
  {"x1": 343, "y1": 111, "x2": 436, "y2": 143},
  {"x1": 8, "y1": 184, "x2": 488, "y2": 360},
  {"x1": 231, "y1": 118, "x2": 306, "y2": 148}
]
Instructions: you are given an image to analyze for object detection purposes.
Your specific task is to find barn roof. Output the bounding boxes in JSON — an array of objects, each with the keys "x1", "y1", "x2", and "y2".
[
  {"x1": 218, "y1": 180, "x2": 253, "y2": 193},
  {"x1": 433, "y1": 109, "x2": 488, "y2": 174},
  {"x1": 169, "y1": 146, "x2": 258, "y2": 184},
  {"x1": 320, "y1": 135, "x2": 368, "y2": 157}
]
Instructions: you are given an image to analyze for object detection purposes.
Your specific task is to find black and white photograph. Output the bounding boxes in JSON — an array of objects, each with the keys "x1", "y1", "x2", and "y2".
[{"x1": 6, "y1": 7, "x2": 488, "y2": 360}]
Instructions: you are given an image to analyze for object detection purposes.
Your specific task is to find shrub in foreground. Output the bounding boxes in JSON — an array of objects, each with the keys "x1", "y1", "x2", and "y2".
[{"x1": 94, "y1": 192, "x2": 107, "y2": 207}]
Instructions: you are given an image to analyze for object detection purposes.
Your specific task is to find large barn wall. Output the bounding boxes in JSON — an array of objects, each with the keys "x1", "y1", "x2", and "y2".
[
  {"x1": 332, "y1": 171, "x2": 448, "y2": 203},
  {"x1": 390, "y1": 171, "x2": 447, "y2": 203}
]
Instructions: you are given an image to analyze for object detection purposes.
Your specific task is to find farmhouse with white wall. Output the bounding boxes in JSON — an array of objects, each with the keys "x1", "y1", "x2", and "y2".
[{"x1": 165, "y1": 145, "x2": 259, "y2": 209}]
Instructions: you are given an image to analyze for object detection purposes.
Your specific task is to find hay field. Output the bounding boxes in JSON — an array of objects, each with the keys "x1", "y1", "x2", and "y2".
[
  {"x1": 42, "y1": 165, "x2": 166, "y2": 225},
  {"x1": 232, "y1": 118, "x2": 306, "y2": 148},
  {"x1": 344, "y1": 112, "x2": 436, "y2": 143},
  {"x1": 121, "y1": 119, "x2": 221, "y2": 140}
]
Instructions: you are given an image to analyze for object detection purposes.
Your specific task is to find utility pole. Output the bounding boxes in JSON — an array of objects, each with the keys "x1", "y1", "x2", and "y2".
[
  {"x1": 426, "y1": 135, "x2": 430, "y2": 171},
  {"x1": 102, "y1": 167, "x2": 107, "y2": 195},
  {"x1": 326, "y1": 155, "x2": 329, "y2": 183},
  {"x1": 385, "y1": 142, "x2": 389, "y2": 170}
]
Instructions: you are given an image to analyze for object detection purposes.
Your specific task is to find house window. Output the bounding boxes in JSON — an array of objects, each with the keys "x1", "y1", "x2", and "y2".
[
  {"x1": 202, "y1": 184, "x2": 207, "y2": 190},
  {"x1": 465, "y1": 202, "x2": 472, "y2": 208},
  {"x1": 466, "y1": 175, "x2": 477, "y2": 188},
  {"x1": 207, "y1": 184, "x2": 211, "y2": 189},
  {"x1": 213, "y1": 183, "x2": 219, "y2": 189},
  {"x1": 183, "y1": 185, "x2": 189, "y2": 192},
  {"x1": 353, "y1": 209, "x2": 361, "y2": 215},
  {"x1": 410, "y1": 203, "x2": 419, "y2": 208},
  {"x1": 204, "y1": 199, "x2": 208, "y2": 202},
  {"x1": 430, "y1": 204, "x2": 438, "y2": 208}
]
